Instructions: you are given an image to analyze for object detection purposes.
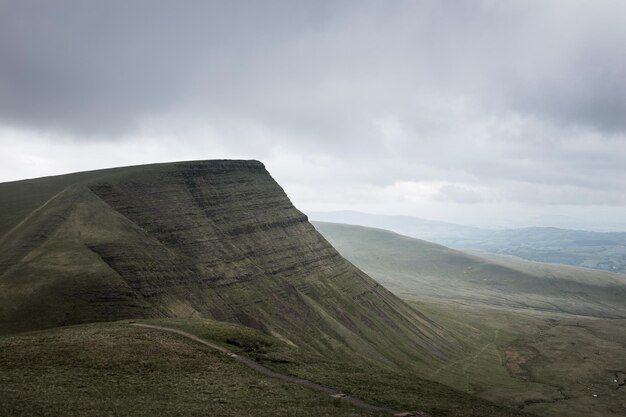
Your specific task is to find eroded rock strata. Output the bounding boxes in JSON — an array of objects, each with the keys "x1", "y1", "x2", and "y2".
[{"x1": 0, "y1": 160, "x2": 450, "y2": 367}]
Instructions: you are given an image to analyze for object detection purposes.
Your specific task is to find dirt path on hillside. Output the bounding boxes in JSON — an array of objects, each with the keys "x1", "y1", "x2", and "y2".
[
  {"x1": 0, "y1": 187, "x2": 68, "y2": 244},
  {"x1": 130, "y1": 323, "x2": 428, "y2": 417},
  {"x1": 428, "y1": 329, "x2": 501, "y2": 390}
]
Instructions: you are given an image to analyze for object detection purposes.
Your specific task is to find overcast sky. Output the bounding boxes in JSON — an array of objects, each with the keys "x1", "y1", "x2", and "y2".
[{"x1": 1, "y1": 0, "x2": 625, "y2": 230}]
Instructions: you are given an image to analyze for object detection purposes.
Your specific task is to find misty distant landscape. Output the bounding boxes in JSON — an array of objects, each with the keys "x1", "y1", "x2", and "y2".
[
  {"x1": 1, "y1": 1, "x2": 625, "y2": 417},
  {"x1": 312, "y1": 211, "x2": 626, "y2": 274}
]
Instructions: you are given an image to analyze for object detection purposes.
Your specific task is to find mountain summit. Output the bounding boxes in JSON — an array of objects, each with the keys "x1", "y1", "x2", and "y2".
[{"x1": 0, "y1": 160, "x2": 450, "y2": 367}]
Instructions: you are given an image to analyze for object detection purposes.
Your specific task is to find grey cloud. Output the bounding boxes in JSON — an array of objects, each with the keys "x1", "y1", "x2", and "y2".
[
  {"x1": 1, "y1": 0, "x2": 626, "y2": 218},
  {"x1": 2, "y1": 0, "x2": 625, "y2": 137},
  {"x1": 0, "y1": 0, "x2": 343, "y2": 135},
  {"x1": 434, "y1": 185, "x2": 485, "y2": 204}
]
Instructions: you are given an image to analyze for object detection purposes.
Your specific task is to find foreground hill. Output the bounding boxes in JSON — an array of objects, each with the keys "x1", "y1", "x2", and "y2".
[
  {"x1": 0, "y1": 321, "x2": 373, "y2": 417},
  {"x1": 0, "y1": 318, "x2": 531, "y2": 417},
  {"x1": 0, "y1": 160, "x2": 451, "y2": 370},
  {"x1": 313, "y1": 221, "x2": 626, "y2": 318}
]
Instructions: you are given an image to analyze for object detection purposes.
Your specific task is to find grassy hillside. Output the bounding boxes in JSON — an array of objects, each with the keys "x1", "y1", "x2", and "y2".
[
  {"x1": 0, "y1": 320, "x2": 383, "y2": 417},
  {"x1": 0, "y1": 160, "x2": 452, "y2": 373},
  {"x1": 408, "y1": 302, "x2": 626, "y2": 417},
  {"x1": 313, "y1": 222, "x2": 626, "y2": 417},
  {"x1": 313, "y1": 222, "x2": 626, "y2": 318},
  {"x1": 0, "y1": 318, "x2": 531, "y2": 417},
  {"x1": 0, "y1": 163, "x2": 165, "y2": 239},
  {"x1": 315, "y1": 223, "x2": 626, "y2": 417}
]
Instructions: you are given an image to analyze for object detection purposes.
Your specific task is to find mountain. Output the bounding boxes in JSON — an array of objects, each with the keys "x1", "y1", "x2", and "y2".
[
  {"x1": 309, "y1": 210, "x2": 626, "y2": 274},
  {"x1": 313, "y1": 221, "x2": 626, "y2": 318},
  {"x1": 0, "y1": 160, "x2": 451, "y2": 369}
]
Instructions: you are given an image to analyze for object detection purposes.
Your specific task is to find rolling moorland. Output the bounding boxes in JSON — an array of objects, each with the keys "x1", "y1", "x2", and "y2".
[
  {"x1": 310, "y1": 211, "x2": 626, "y2": 274},
  {"x1": 314, "y1": 221, "x2": 626, "y2": 417},
  {"x1": 0, "y1": 160, "x2": 529, "y2": 417}
]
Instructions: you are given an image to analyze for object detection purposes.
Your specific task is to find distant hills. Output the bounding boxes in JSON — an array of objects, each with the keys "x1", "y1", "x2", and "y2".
[
  {"x1": 310, "y1": 210, "x2": 626, "y2": 274},
  {"x1": 0, "y1": 160, "x2": 451, "y2": 368},
  {"x1": 313, "y1": 221, "x2": 626, "y2": 318}
]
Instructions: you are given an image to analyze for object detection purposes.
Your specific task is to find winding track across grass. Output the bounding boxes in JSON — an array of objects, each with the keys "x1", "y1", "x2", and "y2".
[
  {"x1": 428, "y1": 329, "x2": 501, "y2": 390},
  {"x1": 131, "y1": 323, "x2": 428, "y2": 417}
]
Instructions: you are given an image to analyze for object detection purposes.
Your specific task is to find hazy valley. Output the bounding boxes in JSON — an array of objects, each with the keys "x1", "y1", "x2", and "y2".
[
  {"x1": 314, "y1": 221, "x2": 626, "y2": 417},
  {"x1": 311, "y1": 211, "x2": 626, "y2": 274}
]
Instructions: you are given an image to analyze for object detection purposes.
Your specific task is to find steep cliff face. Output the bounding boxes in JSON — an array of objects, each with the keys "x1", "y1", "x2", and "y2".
[{"x1": 0, "y1": 160, "x2": 451, "y2": 367}]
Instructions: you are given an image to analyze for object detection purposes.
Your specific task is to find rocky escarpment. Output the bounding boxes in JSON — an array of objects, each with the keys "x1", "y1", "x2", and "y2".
[
  {"x1": 0, "y1": 160, "x2": 451, "y2": 367},
  {"x1": 87, "y1": 161, "x2": 318, "y2": 293}
]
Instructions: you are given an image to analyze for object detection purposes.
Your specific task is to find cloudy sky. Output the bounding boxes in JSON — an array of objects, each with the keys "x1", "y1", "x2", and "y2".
[{"x1": 1, "y1": 0, "x2": 626, "y2": 230}]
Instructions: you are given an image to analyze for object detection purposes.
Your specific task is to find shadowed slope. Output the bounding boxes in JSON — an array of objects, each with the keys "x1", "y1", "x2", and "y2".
[{"x1": 0, "y1": 160, "x2": 450, "y2": 369}]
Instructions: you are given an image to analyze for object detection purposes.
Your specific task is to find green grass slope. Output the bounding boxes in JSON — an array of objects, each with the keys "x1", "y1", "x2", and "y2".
[
  {"x1": 0, "y1": 163, "x2": 161, "y2": 239},
  {"x1": 0, "y1": 160, "x2": 450, "y2": 372},
  {"x1": 313, "y1": 222, "x2": 626, "y2": 318},
  {"x1": 406, "y1": 302, "x2": 626, "y2": 417},
  {"x1": 313, "y1": 222, "x2": 626, "y2": 417},
  {"x1": 0, "y1": 321, "x2": 382, "y2": 417},
  {"x1": 0, "y1": 319, "x2": 531, "y2": 417}
]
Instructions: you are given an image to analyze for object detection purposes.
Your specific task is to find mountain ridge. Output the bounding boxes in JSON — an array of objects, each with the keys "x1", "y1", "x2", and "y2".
[{"x1": 0, "y1": 160, "x2": 451, "y2": 370}]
